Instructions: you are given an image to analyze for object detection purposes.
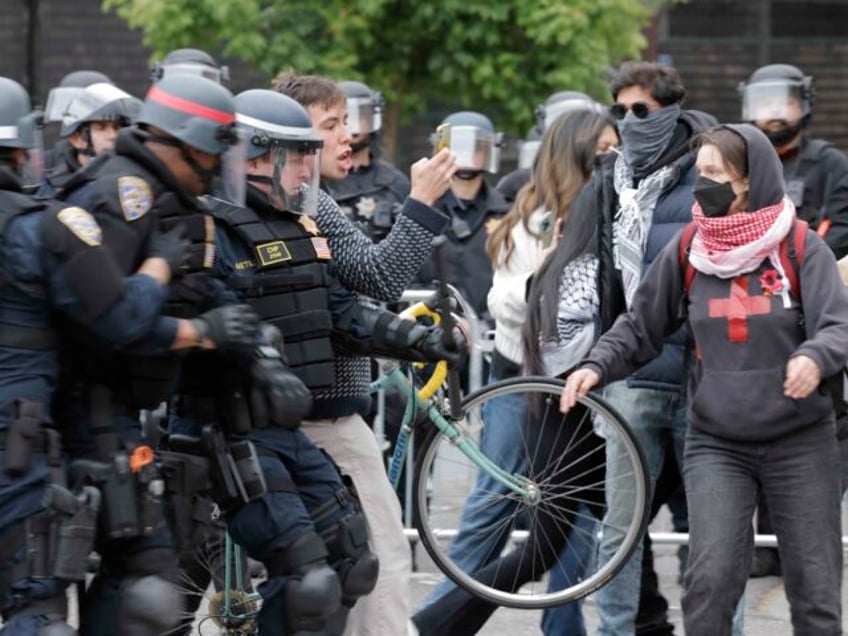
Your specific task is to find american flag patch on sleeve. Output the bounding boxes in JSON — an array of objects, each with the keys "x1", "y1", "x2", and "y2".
[{"x1": 311, "y1": 237, "x2": 332, "y2": 260}]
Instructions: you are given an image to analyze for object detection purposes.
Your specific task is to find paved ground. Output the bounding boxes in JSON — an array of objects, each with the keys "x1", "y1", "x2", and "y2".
[{"x1": 407, "y1": 504, "x2": 848, "y2": 635}]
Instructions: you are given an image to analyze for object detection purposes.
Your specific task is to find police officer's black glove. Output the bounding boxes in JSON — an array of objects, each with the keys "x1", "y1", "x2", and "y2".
[
  {"x1": 192, "y1": 304, "x2": 260, "y2": 350},
  {"x1": 413, "y1": 326, "x2": 468, "y2": 367},
  {"x1": 249, "y1": 346, "x2": 312, "y2": 429},
  {"x1": 147, "y1": 223, "x2": 190, "y2": 278}
]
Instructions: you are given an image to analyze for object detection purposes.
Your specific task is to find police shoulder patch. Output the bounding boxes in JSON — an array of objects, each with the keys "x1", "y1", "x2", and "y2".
[
  {"x1": 57, "y1": 207, "x2": 102, "y2": 246},
  {"x1": 117, "y1": 176, "x2": 153, "y2": 222}
]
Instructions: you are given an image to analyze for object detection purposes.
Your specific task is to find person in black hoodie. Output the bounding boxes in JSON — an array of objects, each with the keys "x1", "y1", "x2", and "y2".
[{"x1": 563, "y1": 123, "x2": 848, "y2": 636}]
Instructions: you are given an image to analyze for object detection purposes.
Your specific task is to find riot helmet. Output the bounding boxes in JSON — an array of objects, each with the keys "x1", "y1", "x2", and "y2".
[
  {"x1": 235, "y1": 89, "x2": 323, "y2": 216},
  {"x1": 338, "y1": 80, "x2": 383, "y2": 138},
  {"x1": 0, "y1": 77, "x2": 43, "y2": 182},
  {"x1": 60, "y1": 83, "x2": 140, "y2": 158},
  {"x1": 138, "y1": 75, "x2": 241, "y2": 199},
  {"x1": 740, "y1": 64, "x2": 814, "y2": 146},
  {"x1": 151, "y1": 48, "x2": 230, "y2": 86},
  {"x1": 535, "y1": 91, "x2": 602, "y2": 131},
  {"x1": 44, "y1": 69, "x2": 113, "y2": 124},
  {"x1": 433, "y1": 111, "x2": 501, "y2": 174}
]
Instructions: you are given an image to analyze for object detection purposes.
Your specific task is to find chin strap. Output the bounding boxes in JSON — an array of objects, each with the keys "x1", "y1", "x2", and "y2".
[{"x1": 72, "y1": 126, "x2": 97, "y2": 160}]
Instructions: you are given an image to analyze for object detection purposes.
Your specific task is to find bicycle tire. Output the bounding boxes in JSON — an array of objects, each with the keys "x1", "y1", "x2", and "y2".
[{"x1": 411, "y1": 376, "x2": 650, "y2": 609}]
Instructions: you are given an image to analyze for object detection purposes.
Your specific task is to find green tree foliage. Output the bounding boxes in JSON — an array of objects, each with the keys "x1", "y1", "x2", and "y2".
[{"x1": 104, "y1": 0, "x2": 665, "y2": 135}]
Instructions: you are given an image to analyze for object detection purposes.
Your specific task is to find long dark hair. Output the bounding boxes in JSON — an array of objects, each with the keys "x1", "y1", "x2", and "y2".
[
  {"x1": 487, "y1": 108, "x2": 616, "y2": 267},
  {"x1": 522, "y1": 181, "x2": 600, "y2": 376}
]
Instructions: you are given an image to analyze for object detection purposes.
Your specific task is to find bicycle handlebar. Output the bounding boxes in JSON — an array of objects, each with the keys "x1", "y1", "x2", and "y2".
[{"x1": 398, "y1": 302, "x2": 449, "y2": 401}]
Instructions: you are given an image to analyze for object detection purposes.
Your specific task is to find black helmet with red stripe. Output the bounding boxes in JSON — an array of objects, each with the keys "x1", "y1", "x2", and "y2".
[{"x1": 138, "y1": 74, "x2": 237, "y2": 156}]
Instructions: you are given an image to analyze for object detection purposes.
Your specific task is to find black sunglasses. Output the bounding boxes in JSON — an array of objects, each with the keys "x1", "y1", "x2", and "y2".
[{"x1": 610, "y1": 102, "x2": 652, "y2": 120}]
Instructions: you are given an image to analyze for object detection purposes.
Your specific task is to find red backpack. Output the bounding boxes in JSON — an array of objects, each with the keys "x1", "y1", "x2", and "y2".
[{"x1": 678, "y1": 219, "x2": 808, "y2": 300}]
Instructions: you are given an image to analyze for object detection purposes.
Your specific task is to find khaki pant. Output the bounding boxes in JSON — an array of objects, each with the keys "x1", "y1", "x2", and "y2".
[{"x1": 302, "y1": 414, "x2": 411, "y2": 636}]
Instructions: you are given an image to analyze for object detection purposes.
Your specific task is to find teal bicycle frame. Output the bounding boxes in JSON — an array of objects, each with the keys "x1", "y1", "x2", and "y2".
[{"x1": 373, "y1": 366, "x2": 531, "y2": 500}]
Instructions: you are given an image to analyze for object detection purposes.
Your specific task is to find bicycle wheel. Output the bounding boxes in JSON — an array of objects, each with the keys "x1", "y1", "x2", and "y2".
[{"x1": 412, "y1": 376, "x2": 649, "y2": 609}]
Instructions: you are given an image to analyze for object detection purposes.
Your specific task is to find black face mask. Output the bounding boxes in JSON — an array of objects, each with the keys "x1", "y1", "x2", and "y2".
[{"x1": 694, "y1": 176, "x2": 738, "y2": 218}]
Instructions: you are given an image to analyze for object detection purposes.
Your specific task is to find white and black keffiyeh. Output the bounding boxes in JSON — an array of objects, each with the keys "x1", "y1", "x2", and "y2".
[
  {"x1": 612, "y1": 156, "x2": 676, "y2": 309},
  {"x1": 540, "y1": 253, "x2": 599, "y2": 377}
]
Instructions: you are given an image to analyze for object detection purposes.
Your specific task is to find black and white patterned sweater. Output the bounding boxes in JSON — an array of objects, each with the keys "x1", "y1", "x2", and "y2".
[{"x1": 310, "y1": 188, "x2": 449, "y2": 419}]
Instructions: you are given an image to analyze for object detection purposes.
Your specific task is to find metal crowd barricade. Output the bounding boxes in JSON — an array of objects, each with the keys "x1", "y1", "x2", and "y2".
[
  {"x1": 372, "y1": 285, "x2": 492, "y2": 529},
  {"x1": 400, "y1": 528, "x2": 848, "y2": 550}
]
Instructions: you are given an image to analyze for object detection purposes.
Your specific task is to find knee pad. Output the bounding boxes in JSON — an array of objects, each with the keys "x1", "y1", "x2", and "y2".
[
  {"x1": 262, "y1": 533, "x2": 342, "y2": 634},
  {"x1": 118, "y1": 575, "x2": 182, "y2": 636},
  {"x1": 285, "y1": 563, "x2": 342, "y2": 633},
  {"x1": 324, "y1": 512, "x2": 379, "y2": 606}
]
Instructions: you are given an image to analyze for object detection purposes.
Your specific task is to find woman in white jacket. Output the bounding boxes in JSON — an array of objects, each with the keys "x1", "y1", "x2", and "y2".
[{"x1": 415, "y1": 107, "x2": 617, "y2": 634}]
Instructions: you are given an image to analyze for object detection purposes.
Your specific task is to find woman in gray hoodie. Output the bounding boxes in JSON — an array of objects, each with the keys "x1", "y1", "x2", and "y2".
[{"x1": 562, "y1": 123, "x2": 848, "y2": 636}]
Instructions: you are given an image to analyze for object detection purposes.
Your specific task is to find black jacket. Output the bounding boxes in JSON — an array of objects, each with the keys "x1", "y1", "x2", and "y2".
[{"x1": 781, "y1": 135, "x2": 848, "y2": 259}]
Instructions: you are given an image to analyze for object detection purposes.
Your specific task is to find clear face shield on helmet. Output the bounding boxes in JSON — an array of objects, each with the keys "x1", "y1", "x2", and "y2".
[
  {"x1": 0, "y1": 112, "x2": 45, "y2": 186},
  {"x1": 44, "y1": 87, "x2": 86, "y2": 124},
  {"x1": 446, "y1": 126, "x2": 500, "y2": 173},
  {"x1": 741, "y1": 80, "x2": 809, "y2": 122},
  {"x1": 60, "y1": 83, "x2": 140, "y2": 137},
  {"x1": 346, "y1": 96, "x2": 382, "y2": 136},
  {"x1": 217, "y1": 126, "x2": 247, "y2": 207},
  {"x1": 518, "y1": 139, "x2": 541, "y2": 170},
  {"x1": 256, "y1": 144, "x2": 321, "y2": 216}
]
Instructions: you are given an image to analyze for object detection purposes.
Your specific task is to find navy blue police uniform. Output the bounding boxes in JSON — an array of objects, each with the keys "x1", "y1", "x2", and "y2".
[
  {"x1": 52, "y1": 127, "x2": 249, "y2": 635},
  {"x1": 0, "y1": 165, "x2": 173, "y2": 635}
]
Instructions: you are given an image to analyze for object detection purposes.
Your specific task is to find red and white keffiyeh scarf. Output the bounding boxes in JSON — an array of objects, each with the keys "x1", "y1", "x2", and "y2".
[{"x1": 689, "y1": 196, "x2": 796, "y2": 281}]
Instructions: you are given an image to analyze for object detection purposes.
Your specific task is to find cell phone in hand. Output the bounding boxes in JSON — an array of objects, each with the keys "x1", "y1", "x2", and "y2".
[
  {"x1": 539, "y1": 211, "x2": 555, "y2": 248},
  {"x1": 433, "y1": 123, "x2": 452, "y2": 156}
]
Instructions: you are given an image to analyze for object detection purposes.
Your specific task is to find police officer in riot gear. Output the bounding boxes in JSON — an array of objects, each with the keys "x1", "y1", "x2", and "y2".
[
  {"x1": 414, "y1": 111, "x2": 509, "y2": 326},
  {"x1": 151, "y1": 48, "x2": 230, "y2": 86},
  {"x1": 187, "y1": 88, "x2": 465, "y2": 636},
  {"x1": 42, "y1": 70, "x2": 114, "y2": 173},
  {"x1": 327, "y1": 80, "x2": 410, "y2": 242},
  {"x1": 496, "y1": 91, "x2": 600, "y2": 204},
  {"x1": 741, "y1": 63, "x2": 848, "y2": 258},
  {"x1": 0, "y1": 76, "x2": 199, "y2": 636},
  {"x1": 38, "y1": 83, "x2": 140, "y2": 200},
  {"x1": 52, "y1": 75, "x2": 276, "y2": 636}
]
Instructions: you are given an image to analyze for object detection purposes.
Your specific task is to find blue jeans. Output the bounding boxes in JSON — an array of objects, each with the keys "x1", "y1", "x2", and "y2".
[
  {"x1": 682, "y1": 422, "x2": 842, "y2": 636},
  {"x1": 419, "y1": 373, "x2": 593, "y2": 635},
  {"x1": 595, "y1": 381, "x2": 686, "y2": 636},
  {"x1": 541, "y1": 503, "x2": 597, "y2": 636}
]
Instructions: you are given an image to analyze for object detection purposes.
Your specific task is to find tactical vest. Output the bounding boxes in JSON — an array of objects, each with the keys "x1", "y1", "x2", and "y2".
[
  {"x1": 211, "y1": 199, "x2": 336, "y2": 392},
  {"x1": 60, "y1": 151, "x2": 216, "y2": 409},
  {"x1": 0, "y1": 191, "x2": 55, "y2": 352}
]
